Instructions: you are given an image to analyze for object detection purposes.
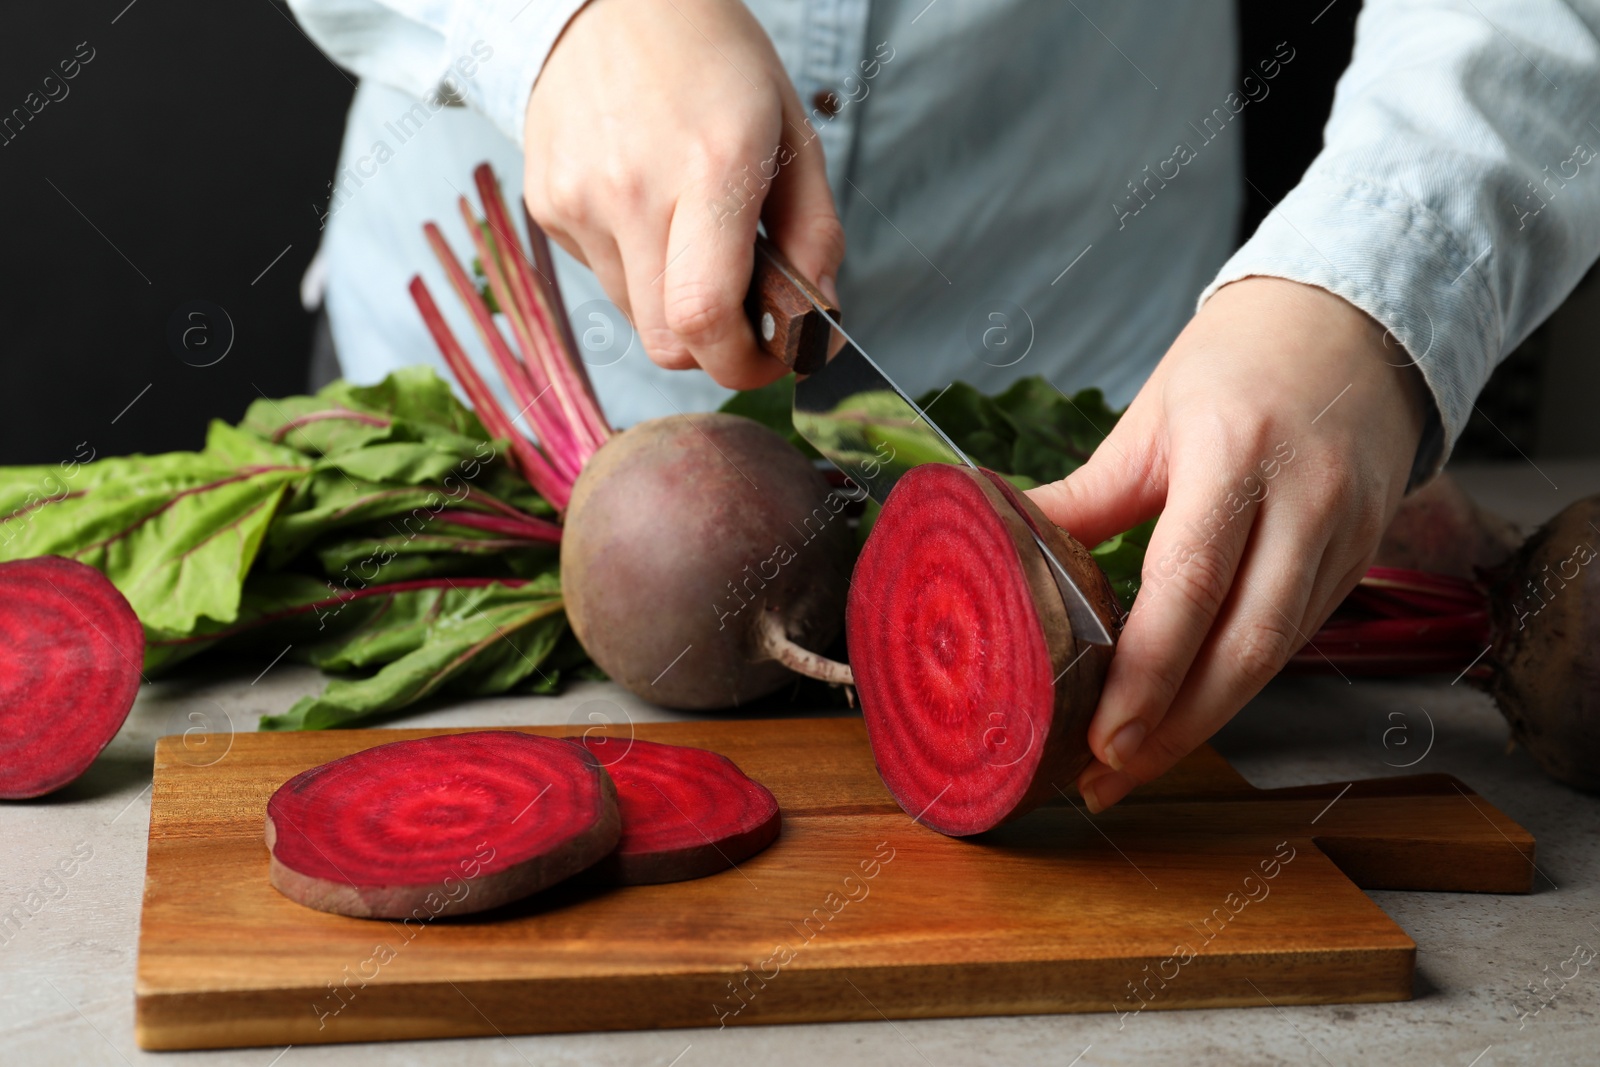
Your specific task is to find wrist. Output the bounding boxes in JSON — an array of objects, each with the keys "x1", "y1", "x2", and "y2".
[
  {"x1": 1207, "y1": 275, "x2": 1431, "y2": 483},
  {"x1": 523, "y1": 0, "x2": 596, "y2": 144},
  {"x1": 441, "y1": 0, "x2": 591, "y2": 149}
]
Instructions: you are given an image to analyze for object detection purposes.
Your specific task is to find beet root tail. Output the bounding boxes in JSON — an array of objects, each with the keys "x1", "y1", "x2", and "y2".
[{"x1": 752, "y1": 609, "x2": 854, "y2": 686}]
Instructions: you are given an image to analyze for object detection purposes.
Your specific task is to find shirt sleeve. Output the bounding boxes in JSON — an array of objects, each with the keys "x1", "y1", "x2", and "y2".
[
  {"x1": 1199, "y1": 0, "x2": 1600, "y2": 476},
  {"x1": 285, "y1": 0, "x2": 589, "y2": 147}
]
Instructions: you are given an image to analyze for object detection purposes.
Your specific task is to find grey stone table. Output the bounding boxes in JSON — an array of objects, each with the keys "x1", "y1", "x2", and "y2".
[{"x1": 4, "y1": 461, "x2": 1599, "y2": 1066}]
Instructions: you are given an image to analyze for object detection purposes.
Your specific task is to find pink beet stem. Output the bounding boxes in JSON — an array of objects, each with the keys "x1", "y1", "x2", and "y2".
[
  {"x1": 1351, "y1": 567, "x2": 1483, "y2": 613},
  {"x1": 452, "y1": 489, "x2": 537, "y2": 521},
  {"x1": 1346, "y1": 584, "x2": 1484, "y2": 619},
  {"x1": 424, "y1": 221, "x2": 585, "y2": 484},
  {"x1": 317, "y1": 483, "x2": 533, "y2": 526},
  {"x1": 1311, "y1": 611, "x2": 1491, "y2": 645},
  {"x1": 1290, "y1": 565, "x2": 1493, "y2": 675},
  {"x1": 523, "y1": 199, "x2": 600, "y2": 412},
  {"x1": 148, "y1": 576, "x2": 538, "y2": 648},
  {"x1": 475, "y1": 206, "x2": 601, "y2": 464},
  {"x1": 269, "y1": 408, "x2": 392, "y2": 443},
  {"x1": 435, "y1": 509, "x2": 563, "y2": 543},
  {"x1": 473, "y1": 164, "x2": 612, "y2": 454},
  {"x1": 1360, "y1": 566, "x2": 1482, "y2": 594},
  {"x1": 470, "y1": 167, "x2": 589, "y2": 437},
  {"x1": 453, "y1": 200, "x2": 584, "y2": 478},
  {"x1": 407, "y1": 275, "x2": 572, "y2": 511}
]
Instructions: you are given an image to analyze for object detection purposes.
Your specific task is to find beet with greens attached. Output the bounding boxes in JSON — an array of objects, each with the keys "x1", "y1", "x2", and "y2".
[
  {"x1": 1295, "y1": 490, "x2": 1600, "y2": 791},
  {"x1": 410, "y1": 164, "x2": 854, "y2": 713}
]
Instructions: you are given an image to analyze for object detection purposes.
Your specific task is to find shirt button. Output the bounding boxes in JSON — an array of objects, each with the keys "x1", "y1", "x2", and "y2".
[{"x1": 811, "y1": 90, "x2": 841, "y2": 117}]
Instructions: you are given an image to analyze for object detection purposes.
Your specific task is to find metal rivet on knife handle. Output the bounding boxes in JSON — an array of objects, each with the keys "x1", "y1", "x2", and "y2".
[{"x1": 745, "y1": 234, "x2": 837, "y2": 374}]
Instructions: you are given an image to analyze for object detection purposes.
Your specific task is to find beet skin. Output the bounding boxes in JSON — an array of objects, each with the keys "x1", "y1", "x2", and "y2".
[{"x1": 561, "y1": 414, "x2": 852, "y2": 709}]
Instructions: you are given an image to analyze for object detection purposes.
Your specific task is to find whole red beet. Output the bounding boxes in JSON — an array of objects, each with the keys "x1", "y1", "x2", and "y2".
[
  {"x1": 1482, "y1": 496, "x2": 1600, "y2": 789},
  {"x1": 560, "y1": 414, "x2": 852, "y2": 709}
]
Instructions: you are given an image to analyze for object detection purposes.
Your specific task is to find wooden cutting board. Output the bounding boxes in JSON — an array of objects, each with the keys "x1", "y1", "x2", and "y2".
[{"x1": 134, "y1": 717, "x2": 1535, "y2": 1050}]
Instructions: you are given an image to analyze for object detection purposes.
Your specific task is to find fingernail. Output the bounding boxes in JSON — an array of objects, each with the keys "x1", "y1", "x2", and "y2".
[
  {"x1": 1104, "y1": 720, "x2": 1146, "y2": 772},
  {"x1": 818, "y1": 273, "x2": 840, "y2": 309},
  {"x1": 1075, "y1": 763, "x2": 1113, "y2": 807},
  {"x1": 1082, "y1": 770, "x2": 1134, "y2": 814}
]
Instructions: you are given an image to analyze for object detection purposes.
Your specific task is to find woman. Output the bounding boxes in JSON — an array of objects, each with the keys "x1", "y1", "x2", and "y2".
[{"x1": 288, "y1": 0, "x2": 1600, "y2": 811}]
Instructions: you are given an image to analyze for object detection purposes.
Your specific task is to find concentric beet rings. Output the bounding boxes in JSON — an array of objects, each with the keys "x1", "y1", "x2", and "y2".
[
  {"x1": 847, "y1": 465, "x2": 1118, "y2": 836},
  {"x1": 265, "y1": 731, "x2": 787, "y2": 918},
  {"x1": 266, "y1": 731, "x2": 620, "y2": 918},
  {"x1": 0, "y1": 556, "x2": 144, "y2": 800},
  {"x1": 572, "y1": 735, "x2": 780, "y2": 884}
]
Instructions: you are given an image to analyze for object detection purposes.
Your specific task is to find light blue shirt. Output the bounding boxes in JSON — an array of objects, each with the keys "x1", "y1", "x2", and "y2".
[{"x1": 288, "y1": 0, "x2": 1600, "y2": 474}]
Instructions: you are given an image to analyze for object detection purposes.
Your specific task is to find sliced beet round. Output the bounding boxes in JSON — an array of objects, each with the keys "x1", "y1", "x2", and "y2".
[
  {"x1": 266, "y1": 730, "x2": 619, "y2": 918},
  {"x1": 847, "y1": 464, "x2": 1117, "y2": 836},
  {"x1": 571, "y1": 735, "x2": 780, "y2": 884},
  {"x1": 0, "y1": 556, "x2": 144, "y2": 800}
]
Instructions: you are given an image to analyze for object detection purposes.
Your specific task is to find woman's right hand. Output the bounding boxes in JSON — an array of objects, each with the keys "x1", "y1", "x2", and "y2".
[{"x1": 523, "y1": 0, "x2": 844, "y2": 389}]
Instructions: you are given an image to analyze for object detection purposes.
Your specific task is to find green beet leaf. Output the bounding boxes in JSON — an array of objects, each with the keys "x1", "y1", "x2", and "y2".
[
  {"x1": 0, "y1": 422, "x2": 309, "y2": 637},
  {"x1": 260, "y1": 577, "x2": 566, "y2": 730},
  {"x1": 240, "y1": 365, "x2": 489, "y2": 462},
  {"x1": 722, "y1": 373, "x2": 1148, "y2": 595}
]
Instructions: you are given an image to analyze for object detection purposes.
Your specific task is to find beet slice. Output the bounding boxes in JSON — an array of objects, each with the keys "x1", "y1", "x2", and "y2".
[
  {"x1": 847, "y1": 464, "x2": 1117, "y2": 836},
  {"x1": 0, "y1": 556, "x2": 144, "y2": 799},
  {"x1": 266, "y1": 731, "x2": 619, "y2": 918},
  {"x1": 571, "y1": 735, "x2": 780, "y2": 884}
]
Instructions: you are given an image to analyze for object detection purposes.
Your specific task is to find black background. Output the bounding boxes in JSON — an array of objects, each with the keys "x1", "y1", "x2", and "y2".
[
  {"x1": 0, "y1": 1, "x2": 353, "y2": 464},
  {"x1": 1237, "y1": 0, "x2": 1358, "y2": 239}
]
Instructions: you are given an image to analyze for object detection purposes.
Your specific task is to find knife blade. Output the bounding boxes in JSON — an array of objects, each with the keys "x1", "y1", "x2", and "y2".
[{"x1": 745, "y1": 236, "x2": 1115, "y2": 649}]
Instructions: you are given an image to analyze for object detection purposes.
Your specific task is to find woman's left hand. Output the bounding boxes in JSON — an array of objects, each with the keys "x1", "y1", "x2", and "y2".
[{"x1": 1028, "y1": 276, "x2": 1430, "y2": 812}]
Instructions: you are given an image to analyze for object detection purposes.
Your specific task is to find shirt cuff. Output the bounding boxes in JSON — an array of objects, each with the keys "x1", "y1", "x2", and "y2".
[
  {"x1": 445, "y1": 0, "x2": 590, "y2": 149},
  {"x1": 1197, "y1": 171, "x2": 1501, "y2": 481}
]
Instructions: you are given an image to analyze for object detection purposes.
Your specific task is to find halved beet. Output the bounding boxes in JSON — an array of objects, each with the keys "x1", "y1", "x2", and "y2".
[
  {"x1": 571, "y1": 735, "x2": 780, "y2": 884},
  {"x1": 0, "y1": 556, "x2": 144, "y2": 799},
  {"x1": 847, "y1": 464, "x2": 1117, "y2": 836},
  {"x1": 266, "y1": 731, "x2": 619, "y2": 918}
]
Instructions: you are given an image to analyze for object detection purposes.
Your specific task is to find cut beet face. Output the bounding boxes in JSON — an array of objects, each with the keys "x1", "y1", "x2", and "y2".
[
  {"x1": 571, "y1": 735, "x2": 780, "y2": 884},
  {"x1": 0, "y1": 556, "x2": 144, "y2": 799},
  {"x1": 847, "y1": 465, "x2": 1117, "y2": 836},
  {"x1": 266, "y1": 731, "x2": 619, "y2": 918}
]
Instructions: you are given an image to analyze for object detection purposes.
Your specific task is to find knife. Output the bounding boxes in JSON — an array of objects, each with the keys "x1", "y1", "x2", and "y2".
[{"x1": 744, "y1": 235, "x2": 1115, "y2": 649}]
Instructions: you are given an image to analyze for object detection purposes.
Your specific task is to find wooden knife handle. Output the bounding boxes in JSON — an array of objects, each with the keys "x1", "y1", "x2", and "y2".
[{"x1": 745, "y1": 234, "x2": 837, "y2": 375}]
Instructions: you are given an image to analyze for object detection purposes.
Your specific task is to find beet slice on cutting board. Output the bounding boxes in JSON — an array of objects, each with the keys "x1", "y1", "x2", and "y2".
[
  {"x1": 0, "y1": 556, "x2": 145, "y2": 800},
  {"x1": 571, "y1": 735, "x2": 780, "y2": 884},
  {"x1": 266, "y1": 731, "x2": 620, "y2": 918},
  {"x1": 846, "y1": 464, "x2": 1119, "y2": 836}
]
